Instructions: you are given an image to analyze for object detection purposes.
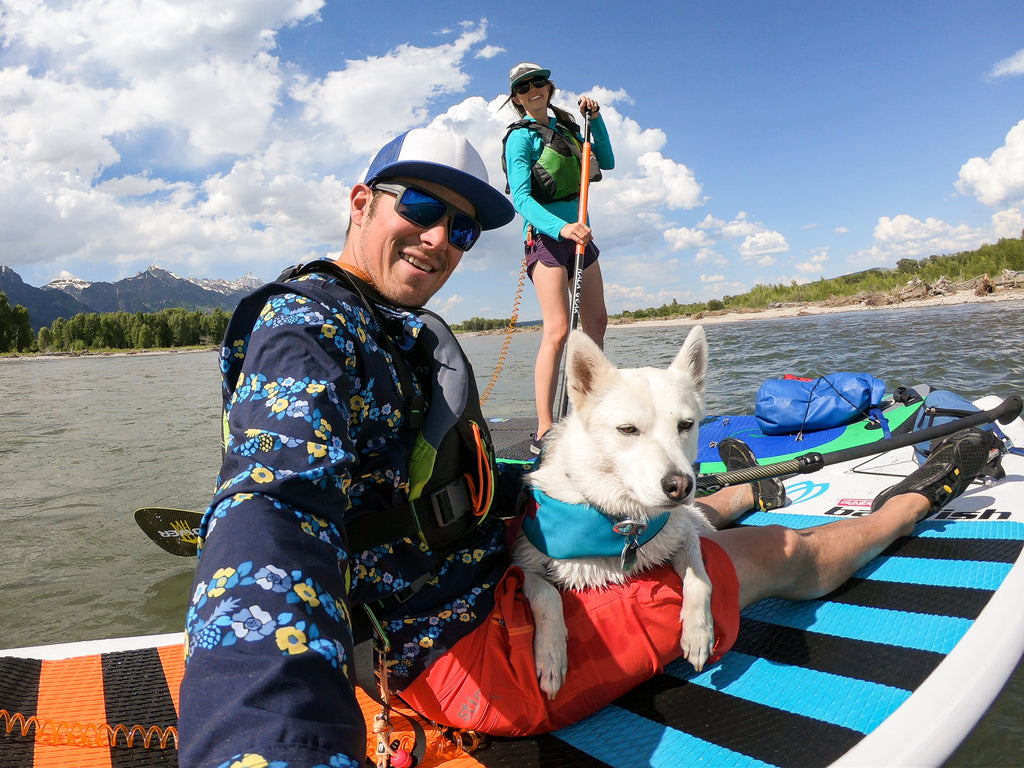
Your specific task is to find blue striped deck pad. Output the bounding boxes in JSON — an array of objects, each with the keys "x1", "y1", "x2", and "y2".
[
  {"x1": 742, "y1": 598, "x2": 971, "y2": 654},
  {"x1": 739, "y1": 512, "x2": 1024, "y2": 540},
  {"x1": 540, "y1": 511, "x2": 1021, "y2": 767},
  {"x1": 664, "y1": 651, "x2": 910, "y2": 734},
  {"x1": 556, "y1": 704, "x2": 775, "y2": 768},
  {"x1": 856, "y1": 554, "x2": 1011, "y2": 589}
]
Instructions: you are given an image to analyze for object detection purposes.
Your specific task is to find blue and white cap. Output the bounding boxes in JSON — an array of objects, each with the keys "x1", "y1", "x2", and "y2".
[{"x1": 364, "y1": 129, "x2": 515, "y2": 230}]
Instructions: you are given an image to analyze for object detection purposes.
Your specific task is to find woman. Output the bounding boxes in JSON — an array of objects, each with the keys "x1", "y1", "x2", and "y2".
[{"x1": 503, "y1": 62, "x2": 615, "y2": 452}]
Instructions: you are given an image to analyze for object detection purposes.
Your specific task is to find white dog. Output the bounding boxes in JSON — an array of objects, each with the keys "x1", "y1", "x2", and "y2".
[{"x1": 514, "y1": 326, "x2": 716, "y2": 699}]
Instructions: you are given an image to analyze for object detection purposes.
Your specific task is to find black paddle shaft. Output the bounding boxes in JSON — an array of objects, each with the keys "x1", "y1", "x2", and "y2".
[{"x1": 697, "y1": 394, "x2": 1021, "y2": 493}]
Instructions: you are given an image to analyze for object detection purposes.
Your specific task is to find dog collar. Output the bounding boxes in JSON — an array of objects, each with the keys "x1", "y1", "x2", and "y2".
[{"x1": 521, "y1": 488, "x2": 670, "y2": 562}]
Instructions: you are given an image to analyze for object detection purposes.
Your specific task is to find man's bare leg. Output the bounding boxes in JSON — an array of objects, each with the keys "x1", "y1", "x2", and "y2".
[
  {"x1": 706, "y1": 426, "x2": 1002, "y2": 610},
  {"x1": 706, "y1": 492, "x2": 929, "y2": 610},
  {"x1": 696, "y1": 485, "x2": 756, "y2": 530}
]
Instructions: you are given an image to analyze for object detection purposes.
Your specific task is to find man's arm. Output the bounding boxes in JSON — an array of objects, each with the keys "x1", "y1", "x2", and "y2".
[{"x1": 179, "y1": 290, "x2": 381, "y2": 768}]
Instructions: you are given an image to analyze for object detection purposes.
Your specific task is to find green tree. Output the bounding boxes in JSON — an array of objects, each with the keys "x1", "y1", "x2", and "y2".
[
  {"x1": 0, "y1": 293, "x2": 11, "y2": 352},
  {"x1": 0, "y1": 292, "x2": 34, "y2": 353}
]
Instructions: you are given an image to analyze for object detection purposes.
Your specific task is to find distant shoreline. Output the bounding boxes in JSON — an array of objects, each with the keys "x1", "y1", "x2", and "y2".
[
  {"x1": 0, "y1": 346, "x2": 218, "y2": 363},
  {"x1": 606, "y1": 284, "x2": 1024, "y2": 329},
  {"x1": 461, "y1": 284, "x2": 1024, "y2": 335},
  {"x1": 6, "y1": 285, "x2": 1024, "y2": 359}
]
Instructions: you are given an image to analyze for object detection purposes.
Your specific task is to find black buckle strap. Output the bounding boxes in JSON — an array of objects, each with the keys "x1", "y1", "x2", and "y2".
[
  {"x1": 344, "y1": 476, "x2": 475, "y2": 554},
  {"x1": 429, "y1": 475, "x2": 472, "y2": 528}
]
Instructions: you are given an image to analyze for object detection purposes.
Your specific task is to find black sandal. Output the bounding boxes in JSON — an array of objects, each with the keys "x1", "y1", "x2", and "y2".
[
  {"x1": 871, "y1": 428, "x2": 1004, "y2": 512},
  {"x1": 718, "y1": 437, "x2": 788, "y2": 511}
]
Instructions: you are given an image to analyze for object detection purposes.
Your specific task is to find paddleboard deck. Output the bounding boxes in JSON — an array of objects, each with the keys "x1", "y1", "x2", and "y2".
[
  {"x1": 488, "y1": 398, "x2": 924, "y2": 469},
  {"x1": 3, "y1": 398, "x2": 1023, "y2": 768}
]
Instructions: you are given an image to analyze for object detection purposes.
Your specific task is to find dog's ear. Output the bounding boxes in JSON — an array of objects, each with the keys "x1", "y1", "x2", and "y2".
[
  {"x1": 671, "y1": 325, "x2": 708, "y2": 392},
  {"x1": 567, "y1": 330, "x2": 617, "y2": 408}
]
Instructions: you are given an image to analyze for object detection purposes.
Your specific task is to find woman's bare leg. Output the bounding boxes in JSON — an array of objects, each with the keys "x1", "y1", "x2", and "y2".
[
  {"x1": 531, "y1": 262, "x2": 570, "y2": 439},
  {"x1": 578, "y1": 261, "x2": 608, "y2": 349}
]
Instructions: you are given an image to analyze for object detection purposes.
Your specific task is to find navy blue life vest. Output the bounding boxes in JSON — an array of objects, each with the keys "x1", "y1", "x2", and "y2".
[{"x1": 224, "y1": 259, "x2": 499, "y2": 555}]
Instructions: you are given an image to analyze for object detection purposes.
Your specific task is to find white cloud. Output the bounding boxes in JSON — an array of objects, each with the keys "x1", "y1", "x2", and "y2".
[
  {"x1": 955, "y1": 119, "x2": 1024, "y2": 207},
  {"x1": 796, "y1": 248, "x2": 829, "y2": 274},
  {"x1": 291, "y1": 24, "x2": 487, "y2": 156},
  {"x1": 988, "y1": 49, "x2": 1024, "y2": 79},
  {"x1": 664, "y1": 212, "x2": 774, "y2": 254},
  {"x1": 717, "y1": 212, "x2": 763, "y2": 240},
  {"x1": 663, "y1": 226, "x2": 713, "y2": 251},
  {"x1": 738, "y1": 230, "x2": 789, "y2": 259},
  {"x1": 694, "y1": 247, "x2": 726, "y2": 265},
  {"x1": 476, "y1": 45, "x2": 504, "y2": 60},
  {"x1": 0, "y1": 5, "x2": 858, "y2": 321},
  {"x1": 604, "y1": 282, "x2": 652, "y2": 303},
  {"x1": 850, "y1": 214, "x2": 987, "y2": 268},
  {"x1": 991, "y1": 208, "x2": 1024, "y2": 239},
  {"x1": 432, "y1": 293, "x2": 464, "y2": 317}
]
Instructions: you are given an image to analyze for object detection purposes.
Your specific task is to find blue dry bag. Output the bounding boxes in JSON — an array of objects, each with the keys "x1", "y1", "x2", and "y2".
[
  {"x1": 755, "y1": 372, "x2": 887, "y2": 436},
  {"x1": 910, "y1": 388, "x2": 994, "y2": 465}
]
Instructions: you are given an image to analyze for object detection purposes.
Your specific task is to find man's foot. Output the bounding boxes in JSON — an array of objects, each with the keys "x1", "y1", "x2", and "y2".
[
  {"x1": 718, "y1": 437, "x2": 788, "y2": 511},
  {"x1": 871, "y1": 428, "x2": 1004, "y2": 513},
  {"x1": 530, "y1": 431, "x2": 547, "y2": 456}
]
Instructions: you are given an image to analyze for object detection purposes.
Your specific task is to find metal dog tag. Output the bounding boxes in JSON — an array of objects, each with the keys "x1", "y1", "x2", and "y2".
[
  {"x1": 620, "y1": 539, "x2": 640, "y2": 572},
  {"x1": 613, "y1": 519, "x2": 647, "y2": 572}
]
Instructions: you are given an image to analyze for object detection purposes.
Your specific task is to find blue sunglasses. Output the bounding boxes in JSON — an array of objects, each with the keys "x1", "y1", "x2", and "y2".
[{"x1": 371, "y1": 182, "x2": 482, "y2": 252}]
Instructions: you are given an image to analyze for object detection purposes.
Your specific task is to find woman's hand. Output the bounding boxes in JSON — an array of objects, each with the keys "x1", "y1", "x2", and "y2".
[
  {"x1": 578, "y1": 96, "x2": 600, "y2": 116},
  {"x1": 560, "y1": 221, "x2": 592, "y2": 246}
]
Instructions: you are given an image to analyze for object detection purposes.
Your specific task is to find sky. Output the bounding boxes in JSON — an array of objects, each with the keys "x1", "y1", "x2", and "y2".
[{"x1": 2, "y1": 1, "x2": 1024, "y2": 324}]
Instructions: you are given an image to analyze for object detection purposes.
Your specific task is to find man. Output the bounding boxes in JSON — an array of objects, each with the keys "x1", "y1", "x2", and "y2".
[{"x1": 178, "y1": 128, "x2": 1001, "y2": 768}]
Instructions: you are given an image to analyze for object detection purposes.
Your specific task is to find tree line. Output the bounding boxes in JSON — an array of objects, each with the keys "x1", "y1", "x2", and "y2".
[
  {"x1": 450, "y1": 316, "x2": 513, "y2": 332},
  {"x1": 4, "y1": 235, "x2": 1023, "y2": 353},
  {"x1": 619, "y1": 236, "x2": 1024, "y2": 321},
  {"x1": 37, "y1": 307, "x2": 231, "y2": 353},
  {"x1": 0, "y1": 293, "x2": 35, "y2": 353}
]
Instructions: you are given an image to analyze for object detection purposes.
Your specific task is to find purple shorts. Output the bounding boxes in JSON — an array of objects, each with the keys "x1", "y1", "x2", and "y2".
[{"x1": 527, "y1": 232, "x2": 599, "y2": 281}]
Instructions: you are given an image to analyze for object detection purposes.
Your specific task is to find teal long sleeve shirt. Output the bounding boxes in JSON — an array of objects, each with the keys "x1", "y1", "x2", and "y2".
[{"x1": 504, "y1": 114, "x2": 614, "y2": 241}]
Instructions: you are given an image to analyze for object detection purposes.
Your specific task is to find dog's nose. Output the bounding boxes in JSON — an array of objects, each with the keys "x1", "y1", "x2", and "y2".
[{"x1": 661, "y1": 473, "x2": 693, "y2": 501}]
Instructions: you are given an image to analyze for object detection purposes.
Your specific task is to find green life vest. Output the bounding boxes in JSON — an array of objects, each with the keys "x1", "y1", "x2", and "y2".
[{"x1": 501, "y1": 119, "x2": 602, "y2": 203}]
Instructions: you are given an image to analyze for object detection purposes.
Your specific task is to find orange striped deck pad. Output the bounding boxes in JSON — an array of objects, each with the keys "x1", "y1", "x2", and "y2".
[
  {"x1": 0, "y1": 643, "x2": 520, "y2": 768},
  {"x1": 0, "y1": 642, "x2": 182, "y2": 767}
]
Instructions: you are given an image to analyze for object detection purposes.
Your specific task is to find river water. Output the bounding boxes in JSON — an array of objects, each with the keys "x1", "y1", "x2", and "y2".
[{"x1": 2, "y1": 298, "x2": 1023, "y2": 766}]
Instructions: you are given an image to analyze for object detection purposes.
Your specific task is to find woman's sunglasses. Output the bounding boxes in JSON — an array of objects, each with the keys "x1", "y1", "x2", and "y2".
[
  {"x1": 513, "y1": 76, "x2": 550, "y2": 95},
  {"x1": 371, "y1": 182, "x2": 482, "y2": 252}
]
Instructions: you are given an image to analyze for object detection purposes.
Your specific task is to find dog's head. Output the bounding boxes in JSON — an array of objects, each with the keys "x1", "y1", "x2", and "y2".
[{"x1": 539, "y1": 326, "x2": 708, "y2": 519}]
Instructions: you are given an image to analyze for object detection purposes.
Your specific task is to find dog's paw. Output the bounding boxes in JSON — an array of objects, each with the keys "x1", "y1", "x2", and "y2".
[
  {"x1": 680, "y1": 609, "x2": 715, "y2": 672},
  {"x1": 533, "y1": 622, "x2": 568, "y2": 700}
]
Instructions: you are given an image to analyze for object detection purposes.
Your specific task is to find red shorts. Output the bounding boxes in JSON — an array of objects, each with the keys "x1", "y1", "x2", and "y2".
[{"x1": 398, "y1": 538, "x2": 739, "y2": 736}]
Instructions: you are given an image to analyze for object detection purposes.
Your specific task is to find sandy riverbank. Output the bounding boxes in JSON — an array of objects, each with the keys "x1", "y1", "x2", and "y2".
[
  {"x1": 459, "y1": 283, "x2": 1024, "y2": 336},
  {"x1": 609, "y1": 285, "x2": 1024, "y2": 329}
]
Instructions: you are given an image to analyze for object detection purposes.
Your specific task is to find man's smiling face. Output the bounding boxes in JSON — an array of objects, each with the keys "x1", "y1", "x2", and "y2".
[{"x1": 348, "y1": 177, "x2": 473, "y2": 308}]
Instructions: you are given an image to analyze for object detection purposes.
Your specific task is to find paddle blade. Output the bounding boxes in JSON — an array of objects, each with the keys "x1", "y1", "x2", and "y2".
[{"x1": 135, "y1": 507, "x2": 203, "y2": 557}]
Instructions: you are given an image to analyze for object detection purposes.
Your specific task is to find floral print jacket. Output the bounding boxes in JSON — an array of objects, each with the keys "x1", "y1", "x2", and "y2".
[{"x1": 178, "y1": 270, "x2": 509, "y2": 768}]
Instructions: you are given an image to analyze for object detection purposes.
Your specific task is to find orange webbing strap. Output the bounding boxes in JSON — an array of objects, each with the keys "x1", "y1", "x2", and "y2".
[
  {"x1": 466, "y1": 422, "x2": 494, "y2": 517},
  {"x1": 34, "y1": 654, "x2": 111, "y2": 768},
  {"x1": 156, "y1": 643, "x2": 185, "y2": 716}
]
